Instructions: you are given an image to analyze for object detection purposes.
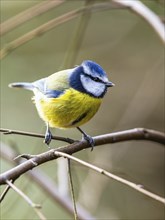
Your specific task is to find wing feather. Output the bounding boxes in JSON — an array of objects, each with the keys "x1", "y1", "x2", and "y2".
[{"x1": 33, "y1": 68, "x2": 73, "y2": 98}]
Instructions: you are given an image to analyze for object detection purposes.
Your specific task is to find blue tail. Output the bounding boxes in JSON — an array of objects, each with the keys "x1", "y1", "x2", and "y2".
[{"x1": 8, "y1": 82, "x2": 34, "y2": 90}]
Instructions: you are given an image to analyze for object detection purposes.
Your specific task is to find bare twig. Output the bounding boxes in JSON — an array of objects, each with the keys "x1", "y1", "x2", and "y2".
[
  {"x1": 94, "y1": 128, "x2": 165, "y2": 146},
  {"x1": 6, "y1": 180, "x2": 41, "y2": 208},
  {"x1": 0, "y1": 180, "x2": 14, "y2": 202},
  {"x1": 0, "y1": 0, "x2": 65, "y2": 36},
  {"x1": 55, "y1": 152, "x2": 165, "y2": 205},
  {"x1": 68, "y1": 159, "x2": 79, "y2": 220},
  {"x1": 5, "y1": 180, "x2": 46, "y2": 220},
  {"x1": 0, "y1": 142, "x2": 95, "y2": 220},
  {"x1": 0, "y1": 127, "x2": 164, "y2": 146},
  {"x1": 112, "y1": 0, "x2": 165, "y2": 43},
  {"x1": 0, "y1": 128, "x2": 164, "y2": 185},
  {"x1": 0, "y1": 128, "x2": 75, "y2": 144},
  {"x1": 29, "y1": 168, "x2": 95, "y2": 220}
]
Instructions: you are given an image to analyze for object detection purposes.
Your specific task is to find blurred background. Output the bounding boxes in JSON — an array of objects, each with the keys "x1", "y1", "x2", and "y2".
[{"x1": 0, "y1": 1, "x2": 164, "y2": 219}]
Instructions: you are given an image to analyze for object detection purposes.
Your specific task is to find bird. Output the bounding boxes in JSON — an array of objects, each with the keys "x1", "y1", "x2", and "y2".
[{"x1": 9, "y1": 60, "x2": 114, "y2": 150}]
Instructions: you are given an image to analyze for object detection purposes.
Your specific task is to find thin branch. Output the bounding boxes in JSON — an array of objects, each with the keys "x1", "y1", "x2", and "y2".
[
  {"x1": 112, "y1": 0, "x2": 165, "y2": 43},
  {"x1": 5, "y1": 180, "x2": 46, "y2": 220},
  {"x1": 0, "y1": 127, "x2": 164, "y2": 146},
  {"x1": 68, "y1": 159, "x2": 79, "y2": 220},
  {"x1": 95, "y1": 128, "x2": 165, "y2": 146},
  {"x1": 0, "y1": 180, "x2": 14, "y2": 202},
  {"x1": 0, "y1": 142, "x2": 95, "y2": 220},
  {"x1": 5, "y1": 180, "x2": 41, "y2": 208},
  {"x1": 55, "y1": 151, "x2": 165, "y2": 205},
  {"x1": 0, "y1": 128, "x2": 164, "y2": 186},
  {"x1": 0, "y1": 2, "x2": 124, "y2": 60},
  {"x1": 0, "y1": 0, "x2": 65, "y2": 36},
  {"x1": 29, "y1": 169, "x2": 95, "y2": 220},
  {"x1": 0, "y1": 128, "x2": 75, "y2": 144}
]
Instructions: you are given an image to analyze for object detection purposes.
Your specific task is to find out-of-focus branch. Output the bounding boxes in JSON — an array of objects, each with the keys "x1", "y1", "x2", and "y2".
[
  {"x1": 0, "y1": 142, "x2": 96, "y2": 220},
  {"x1": 55, "y1": 151, "x2": 165, "y2": 204},
  {"x1": 112, "y1": 0, "x2": 165, "y2": 43},
  {"x1": 0, "y1": 128, "x2": 164, "y2": 185},
  {"x1": 0, "y1": 2, "x2": 124, "y2": 60},
  {"x1": 1, "y1": 1, "x2": 164, "y2": 59},
  {"x1": 61, "y1": 0, "x2": 94, "y2": 69},
  {"x1": 0, "y1": 0, "x2": 65, "y2": 36}
]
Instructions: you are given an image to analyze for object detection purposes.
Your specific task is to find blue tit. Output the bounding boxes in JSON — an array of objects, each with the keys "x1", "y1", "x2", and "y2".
[{"x1": 9, "y1": 60, "x2": 114, "y2": 149}]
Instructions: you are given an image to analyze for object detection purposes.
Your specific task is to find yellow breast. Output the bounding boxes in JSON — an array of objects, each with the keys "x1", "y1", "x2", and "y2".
[{"x1": 34, "y1": 88, "x2": 102, "y2": 128}]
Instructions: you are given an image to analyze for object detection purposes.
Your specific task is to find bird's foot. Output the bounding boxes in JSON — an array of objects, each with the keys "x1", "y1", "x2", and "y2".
[
  {"x1": 77, "y1": 127, "x2": 95, "y2": 151},
  {"x1": 44, "y1": 128, "x2": 52, "y2": 146},
  {"x1": 82, "y1": 133, "x2": 95, "y2": 151}
]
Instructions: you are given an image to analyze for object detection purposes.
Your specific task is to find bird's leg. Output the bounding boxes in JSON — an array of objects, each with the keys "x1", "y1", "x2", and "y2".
[
  {"x1": 77, "y1": 127, "x2": 95, "y2": 151},
  {"x1": 44, "y1": 122, "x2": 52, "y2": 146}
]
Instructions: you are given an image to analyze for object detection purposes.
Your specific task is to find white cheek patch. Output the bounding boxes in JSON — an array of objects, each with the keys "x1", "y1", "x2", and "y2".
[{"x1": 80, "y1": 75, "x2": 105, "y2": 97}]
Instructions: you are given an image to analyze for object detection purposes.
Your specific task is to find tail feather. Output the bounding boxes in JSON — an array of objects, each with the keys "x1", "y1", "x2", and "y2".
[{"x1": 8, "y1": 82, "x2": 34, "y2": 90}]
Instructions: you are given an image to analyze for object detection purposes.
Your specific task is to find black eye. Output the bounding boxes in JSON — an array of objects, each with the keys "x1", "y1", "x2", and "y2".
[{"x1": 93, "y1": 77, "x2": 101, "y2": 82}]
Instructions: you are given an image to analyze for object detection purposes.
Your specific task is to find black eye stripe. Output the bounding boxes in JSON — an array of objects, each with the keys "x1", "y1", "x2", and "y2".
[{"x1": 83, "y1": 73, "x2": 103, "y2": 83}]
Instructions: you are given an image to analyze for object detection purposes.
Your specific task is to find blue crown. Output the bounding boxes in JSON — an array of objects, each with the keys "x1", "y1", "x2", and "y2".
[{"x1": 82, "y1": 60, "x2": 107, "y2": 78}]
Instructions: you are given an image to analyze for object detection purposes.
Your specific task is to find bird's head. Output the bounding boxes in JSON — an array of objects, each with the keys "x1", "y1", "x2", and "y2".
[{"x1": 70, "y1": 60, "x2": 114, "y2": 98}]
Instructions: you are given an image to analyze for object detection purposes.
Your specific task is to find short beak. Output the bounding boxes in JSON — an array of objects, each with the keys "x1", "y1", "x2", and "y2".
[{"x1": 106, "y1": 81, "x2": 115, "y2": 87}]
